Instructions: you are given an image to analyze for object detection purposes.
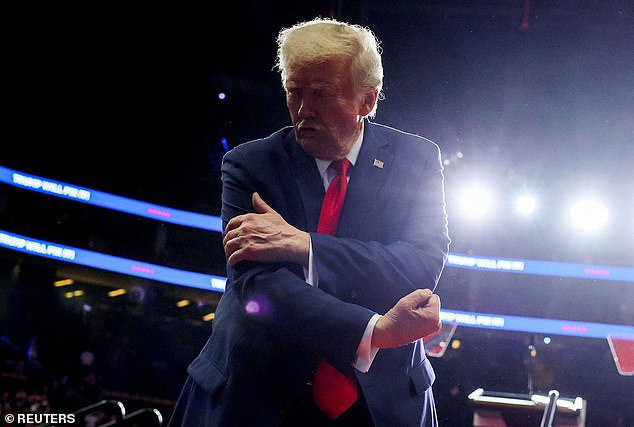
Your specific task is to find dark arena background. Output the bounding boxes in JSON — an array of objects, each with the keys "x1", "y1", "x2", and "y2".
[{"x1": 1, "y1": 1, "x2": 633, "y2": 426}]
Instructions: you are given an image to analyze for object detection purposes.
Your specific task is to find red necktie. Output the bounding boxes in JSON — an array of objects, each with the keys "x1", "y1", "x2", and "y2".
[
  {"x1": 312, "y1": 158, "x2": 358, "y2": 419},
  {"x1": 317, "y1": 159, "x2": 351, "y2": 236}
]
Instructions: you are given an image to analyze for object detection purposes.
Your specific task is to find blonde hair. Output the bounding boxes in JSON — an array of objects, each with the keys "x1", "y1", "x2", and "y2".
[{"x1": 275, "y1": 17, "x2": 384, "y2": 117}]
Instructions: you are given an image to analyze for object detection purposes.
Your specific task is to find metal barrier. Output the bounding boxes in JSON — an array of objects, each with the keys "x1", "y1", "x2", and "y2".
[
  {"x1": 100, "y1": 407, "x2": 163, "y2": 427},
  {"x1": 540, "y1": 390, "x2": 560, "y2": 427},
  {"x1": 37, "y1": 399, "x2": 126, "y2": 427}
]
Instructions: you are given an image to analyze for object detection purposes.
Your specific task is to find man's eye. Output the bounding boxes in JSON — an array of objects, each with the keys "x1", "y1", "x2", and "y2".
[{"x1": 317, "y1": 89, "x2": 337, "y2": 98}]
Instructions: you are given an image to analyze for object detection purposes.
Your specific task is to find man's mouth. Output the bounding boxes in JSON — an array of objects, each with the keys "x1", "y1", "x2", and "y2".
[{"x1": 296, "y1": 126, "x2": 319, "y2": 138}]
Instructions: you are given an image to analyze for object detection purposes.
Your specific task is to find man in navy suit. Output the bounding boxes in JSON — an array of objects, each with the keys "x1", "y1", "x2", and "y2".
[{"x1": 169, "y1": 17, "x2": 450, "y2": 427}]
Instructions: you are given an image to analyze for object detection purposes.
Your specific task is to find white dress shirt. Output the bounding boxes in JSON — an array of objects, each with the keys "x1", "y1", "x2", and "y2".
[{"x1": 304, "y1": 127, "x2": 380, "y2": 373}]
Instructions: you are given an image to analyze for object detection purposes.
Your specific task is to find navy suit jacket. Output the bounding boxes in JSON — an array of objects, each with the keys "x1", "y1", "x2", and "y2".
[{"x1": 170, "y1": 121, "x2": 450, "y2": 427}]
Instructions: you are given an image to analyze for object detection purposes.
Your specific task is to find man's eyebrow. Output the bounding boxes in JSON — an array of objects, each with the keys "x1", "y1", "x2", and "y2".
[
  {"x1": 306, "y1": 83, "x2": 340, "y2": 94},
  {"x1": 286, "y1": 80, "x2": 336, "y2": 89}
]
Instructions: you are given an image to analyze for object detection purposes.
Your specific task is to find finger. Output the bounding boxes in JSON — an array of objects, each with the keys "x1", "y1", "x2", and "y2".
[
  {"x1": 252, "y1": 192, "x2": 274, "y2": 214},
  {"x1": 227, "y1": 248, "x2": 242, "y2": 266},
  {"x1": 225, "y1": 236, "x2": 249, "y2": 265},
  {"x1": 224, "y1": 215, "x2": 243, "y2": 234},
  {"x1": 415, "y1": 288, "x2": 433, "y2": 299},
  {"x1": 402, "y1": 288, "x2": 433, "y2": 307},
  {"x1": 223, "y1": 234, "x2": 239, "y2": 256},
  {"x1": 417, "y1": 294, "x2": 439, "y2": 310},
  {"x1": 227, "y1": 243, "x2": 257, "y2": 266},
  {"x1": 223, "y1": 227, "x2": 240, "y2": 249}
]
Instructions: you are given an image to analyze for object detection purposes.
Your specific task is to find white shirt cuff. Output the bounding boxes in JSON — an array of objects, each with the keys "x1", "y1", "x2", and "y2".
[
  {"x1": 353, "y1": 313, "x2": 381, "y2": 373},
  {"x1": 304, "y1": 237, "x2": 316, "y2": 286}
]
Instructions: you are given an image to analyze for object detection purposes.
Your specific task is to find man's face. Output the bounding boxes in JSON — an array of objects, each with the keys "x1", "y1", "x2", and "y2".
[{"x1": 284, "y1": 57, "x2": 375, "y2": 160}]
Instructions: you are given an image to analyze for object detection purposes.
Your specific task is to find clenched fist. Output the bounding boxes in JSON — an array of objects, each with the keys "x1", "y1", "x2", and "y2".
[{"x1": 371, "y1": 289, "x2": 441, "y2": 349}]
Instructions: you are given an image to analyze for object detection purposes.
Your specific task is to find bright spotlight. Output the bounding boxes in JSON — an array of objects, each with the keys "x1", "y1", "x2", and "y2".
[
  {"x1": 459, "y1": 186, "x2": 493, "y2": 218},
  {"x1": 570, "y1": 199, "x2": 608, "y2": 230},
  {"x1": 515, "y1": 195, "x2": 536, "y2": 215}
]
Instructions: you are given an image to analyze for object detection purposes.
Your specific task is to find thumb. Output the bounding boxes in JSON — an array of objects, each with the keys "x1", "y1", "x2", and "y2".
[{"x1": 252, "y1": 192, "x2": 273, "y2": 214}]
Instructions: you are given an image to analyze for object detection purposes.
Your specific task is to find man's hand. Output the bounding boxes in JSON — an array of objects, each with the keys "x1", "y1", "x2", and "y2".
[
  {"x1": 371, "y1": 289, "x2": 441, "y2": 349},
  {"x1": 223, "y1": 192, "x2": 311, "y2": 267}
]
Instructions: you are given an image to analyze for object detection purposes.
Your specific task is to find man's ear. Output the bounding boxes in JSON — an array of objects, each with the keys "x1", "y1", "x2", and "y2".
[{"x1": 359, "y1": 89, "x2": 378, "y2": 117}]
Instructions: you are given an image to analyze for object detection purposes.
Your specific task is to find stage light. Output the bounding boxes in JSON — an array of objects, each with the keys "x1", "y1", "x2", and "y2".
[
  {"x1": 53, "y1": 279, "x2": 74, "y2": 287},
  {"x1": 515, "y1": 195, "x2": 536, "y2": 215},
  {"x1": 63, "y1": 289, "x2": 84, "y2": 299},
  {"x1": 530, "y1": 346, "x2": 537, "y2": 358},
  {"x1": 202, "y1": 312, "x2": 215, "y2": 322},
  {"x1": 442, "y1": 151, "x2": 464, "y2": 168},
  {"x1": 218, "y1": 92, "x2": 226, "y2": 100},
  {"x1": 107, "y1": 288, "x2": 127, "y2": 298},
  {"x1": 176, "y1": 299, "x2": 190, "y2": 308},
  {"x1": 543, "y1": 336, "x2": 551, "y2": 345},
  {"x1": 221, "y1": 137, "x2": 230, "y2": 152},
  {"x1": 570, "y1": 199, "x2": 608, "y2": 230},
  {"x1": 458, "y1": 186, "x2": 493, "y2": 218}
]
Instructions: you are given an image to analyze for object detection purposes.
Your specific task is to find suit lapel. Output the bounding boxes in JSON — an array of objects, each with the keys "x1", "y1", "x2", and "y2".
[
  {"x1": 282, "y1": 122, "x2": 394, "y2": 236},
  {"x1": 338, "y1": 122, "x2": 394, "y2": 238},
  {"x1": 284, "y1": 132, "x2": 325, "y2": 232}
]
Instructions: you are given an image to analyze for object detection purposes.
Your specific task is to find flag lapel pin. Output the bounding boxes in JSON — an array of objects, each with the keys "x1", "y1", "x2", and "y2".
[{"x1": 373, "y1": 159, "x2": 384, "y2": 169}]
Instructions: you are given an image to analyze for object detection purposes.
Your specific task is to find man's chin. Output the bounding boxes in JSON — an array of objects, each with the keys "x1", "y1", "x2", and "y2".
[{"x1": 296, "y1": 138, "x2": 328, "y2": 159}]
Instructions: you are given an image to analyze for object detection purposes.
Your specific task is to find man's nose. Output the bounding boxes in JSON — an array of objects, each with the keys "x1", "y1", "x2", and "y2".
[{"x1": 297, "y1": 94, "x2": 317, "y2": 118}]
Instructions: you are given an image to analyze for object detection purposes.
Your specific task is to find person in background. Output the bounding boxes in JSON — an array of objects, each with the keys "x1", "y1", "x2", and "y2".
[{"x1": 169, "y1": 16, "x2": 450, "y2": 427}]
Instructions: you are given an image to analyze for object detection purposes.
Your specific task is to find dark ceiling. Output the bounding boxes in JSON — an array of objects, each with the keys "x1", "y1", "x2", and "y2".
[{"x1": 4, "y1": 0, "x2": 633, "y2": 205}]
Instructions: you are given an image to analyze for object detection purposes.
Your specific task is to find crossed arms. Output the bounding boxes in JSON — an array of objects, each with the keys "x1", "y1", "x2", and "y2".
[{"x1": 223, "y1": 191, "x2": 444, "y2": 350}]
